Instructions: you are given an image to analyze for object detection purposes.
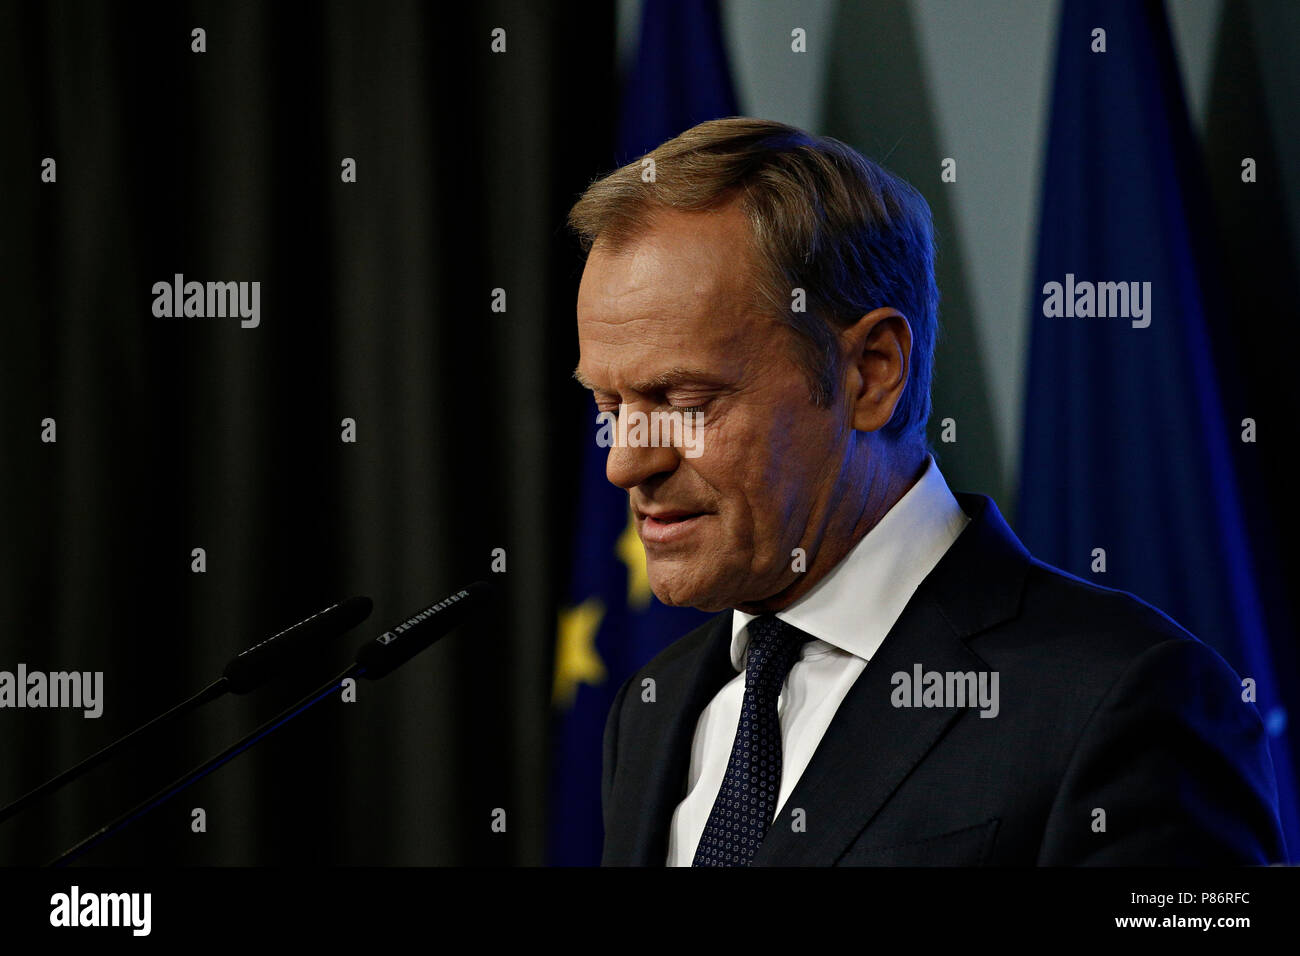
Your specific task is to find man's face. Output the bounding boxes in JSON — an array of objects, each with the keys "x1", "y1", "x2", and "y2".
[{"x1": 575, "y1": 202, "x2": 852, "y2": 612}]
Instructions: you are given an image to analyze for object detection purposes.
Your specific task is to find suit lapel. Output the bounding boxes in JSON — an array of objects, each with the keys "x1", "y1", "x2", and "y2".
[
  {"x1": 753, "y1": 493, "x2": 1031, "y2": 865},
  {"x1": 751, "y1": 600, "x2": 986, "y2": 865}
]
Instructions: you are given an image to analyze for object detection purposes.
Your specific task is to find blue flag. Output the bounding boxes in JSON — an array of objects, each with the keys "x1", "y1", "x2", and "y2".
[
  {"x1": 1017, "y1": 0, "x2": 1297, "y2": 857},
  {"x1": 548, "y1": 0, "x2": 739, "y2": 866}
]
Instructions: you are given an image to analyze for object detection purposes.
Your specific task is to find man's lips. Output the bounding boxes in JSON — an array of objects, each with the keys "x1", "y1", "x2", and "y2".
[
  {"x1": 641, "y1": 509, "x2": 699, "y2": 521},
  {"x1": 637, "y1": 507, "x2": 710, "y2": 544}
]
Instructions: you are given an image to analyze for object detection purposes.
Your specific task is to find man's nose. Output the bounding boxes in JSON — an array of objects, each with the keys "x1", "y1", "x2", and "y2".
[{"x1": 604, "y1": 418, "x2": 681, "y2": 490}]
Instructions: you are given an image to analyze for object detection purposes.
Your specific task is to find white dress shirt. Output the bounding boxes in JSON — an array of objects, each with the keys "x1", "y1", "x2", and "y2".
[{"x1": 664, "y1": 455, "x2": 971, "y2": 865}]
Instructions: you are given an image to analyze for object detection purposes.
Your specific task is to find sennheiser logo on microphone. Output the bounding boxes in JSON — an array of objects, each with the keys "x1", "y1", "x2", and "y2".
[
  {"x1": 387, "y1": 590, "x2": 471, "y2": 638},
  {"x1": 374, "y1": 587, "x2": 470, "y2": 647},
  {"x1": 0, "y1": 665, "x2": 103, "y2": 718}
]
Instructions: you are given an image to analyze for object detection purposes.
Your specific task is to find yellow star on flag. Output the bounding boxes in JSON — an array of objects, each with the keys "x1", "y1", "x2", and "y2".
[{"x1": 553, "y1": 597, "x2": 607, "y2": 709}]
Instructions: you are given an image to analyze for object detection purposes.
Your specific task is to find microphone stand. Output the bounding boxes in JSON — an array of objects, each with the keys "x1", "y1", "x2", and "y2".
[
  {"x1": 49, "y1": 664, "x2": 365, "y2": 867},
  {"x1": 0, "y1": 678, "x2": 228, "y2": 827}
]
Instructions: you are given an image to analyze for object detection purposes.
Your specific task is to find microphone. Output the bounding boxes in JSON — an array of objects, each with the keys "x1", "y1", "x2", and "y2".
[
  {"x1": 0, "y1": 596, "x2": 372, "y2": 828},
  {"x1": 224, "y1": 595, "x2": 373, "y2": 692},
  {"x1": 354, "y1": 582, "x2": 492, "y2": 679},
  {"x1": 48, "y1": 582, "x2": 491, "y2": 866}
]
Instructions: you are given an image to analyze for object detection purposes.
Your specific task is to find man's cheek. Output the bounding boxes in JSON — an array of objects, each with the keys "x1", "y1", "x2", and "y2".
[{"x1": 746, "y1": 498, "x2": 796, "y2": 572}]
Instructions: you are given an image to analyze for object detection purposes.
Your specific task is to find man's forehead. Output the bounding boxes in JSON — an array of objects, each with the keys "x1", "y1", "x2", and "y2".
[
  {"x1": 574, "y1": 204, "x2": 773, "y2": 392},
  {"x1": 579, "y1": 242, "x2": 730, "y2": 318},
  {"x1": 579, "y1": 204, "x2": 755, "y2": 304},
  {"x1": 575, "y1": 309, "x2": 762, "y2": 393},
  {"x1": 575, "y1": 286, "x2": 763, "y2": 395}
]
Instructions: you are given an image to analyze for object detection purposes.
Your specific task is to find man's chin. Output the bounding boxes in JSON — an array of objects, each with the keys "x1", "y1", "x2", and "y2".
[{"x1": 647, "y1": 565, "x2": 736, "y2": 613}]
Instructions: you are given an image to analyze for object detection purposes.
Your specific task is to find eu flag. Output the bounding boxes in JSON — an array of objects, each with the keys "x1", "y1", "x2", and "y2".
[
  {"x1": 548, "y1": 0, "x2": 739, "y2": 866},
  {"x1": 1017, "y1": 0, "x2": 1297, "y2": 857}
]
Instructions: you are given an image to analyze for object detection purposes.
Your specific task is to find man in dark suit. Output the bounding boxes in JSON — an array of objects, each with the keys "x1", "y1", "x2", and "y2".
[{"x1": 568, "y1": 117, "x2": 1286, "y2": 866}]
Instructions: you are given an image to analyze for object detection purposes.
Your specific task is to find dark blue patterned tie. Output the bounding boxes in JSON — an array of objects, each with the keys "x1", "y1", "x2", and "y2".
[{"x1": 692, "y1": 614, "x2": 814, "y2": 866}]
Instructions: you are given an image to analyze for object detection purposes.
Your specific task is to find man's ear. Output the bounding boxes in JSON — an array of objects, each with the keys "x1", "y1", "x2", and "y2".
[{"x1": 843, "y1": 307, "x2": 912, "y2": 432}]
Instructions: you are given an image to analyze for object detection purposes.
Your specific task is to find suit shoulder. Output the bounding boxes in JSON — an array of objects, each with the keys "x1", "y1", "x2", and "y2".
[
  {"x1": 990, "y1": 556, "x2": 1242, "y2": 692},
  {"x1": 1024, "y1": 556, "x2": 1193, "y2": 641}
]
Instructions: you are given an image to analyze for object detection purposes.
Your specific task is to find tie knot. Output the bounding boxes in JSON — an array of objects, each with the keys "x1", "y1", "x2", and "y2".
[{"x1": 743, "y1": 615, "x2": 813, "y2": 685}]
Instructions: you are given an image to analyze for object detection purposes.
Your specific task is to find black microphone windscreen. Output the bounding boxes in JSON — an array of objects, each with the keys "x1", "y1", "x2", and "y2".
[
  {"x1": 223, "y1": 595, "x2": 373, "y2": 693},
  {"x1": 354, "y1": 581, "x2": 493, "y2": 680}
]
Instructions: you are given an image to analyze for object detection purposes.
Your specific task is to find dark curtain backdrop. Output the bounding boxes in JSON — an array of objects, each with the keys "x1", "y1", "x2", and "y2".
[{"x1": 0, "y1": 0, "x2": 614, "y2": 864}]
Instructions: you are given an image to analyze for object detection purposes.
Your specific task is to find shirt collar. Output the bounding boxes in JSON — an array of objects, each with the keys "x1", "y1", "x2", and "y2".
[{"x1": 729, "y1": 455, "x2": 970, "y2": 670}]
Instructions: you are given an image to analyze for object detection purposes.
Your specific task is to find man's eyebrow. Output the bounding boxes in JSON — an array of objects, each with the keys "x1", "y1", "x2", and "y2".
[
  {"x1": 572, "y1": 366, "x2": 720, "y2": 394},
  {"x1": 629, "y1": 367, "x2": 719, "y2": 392}
]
